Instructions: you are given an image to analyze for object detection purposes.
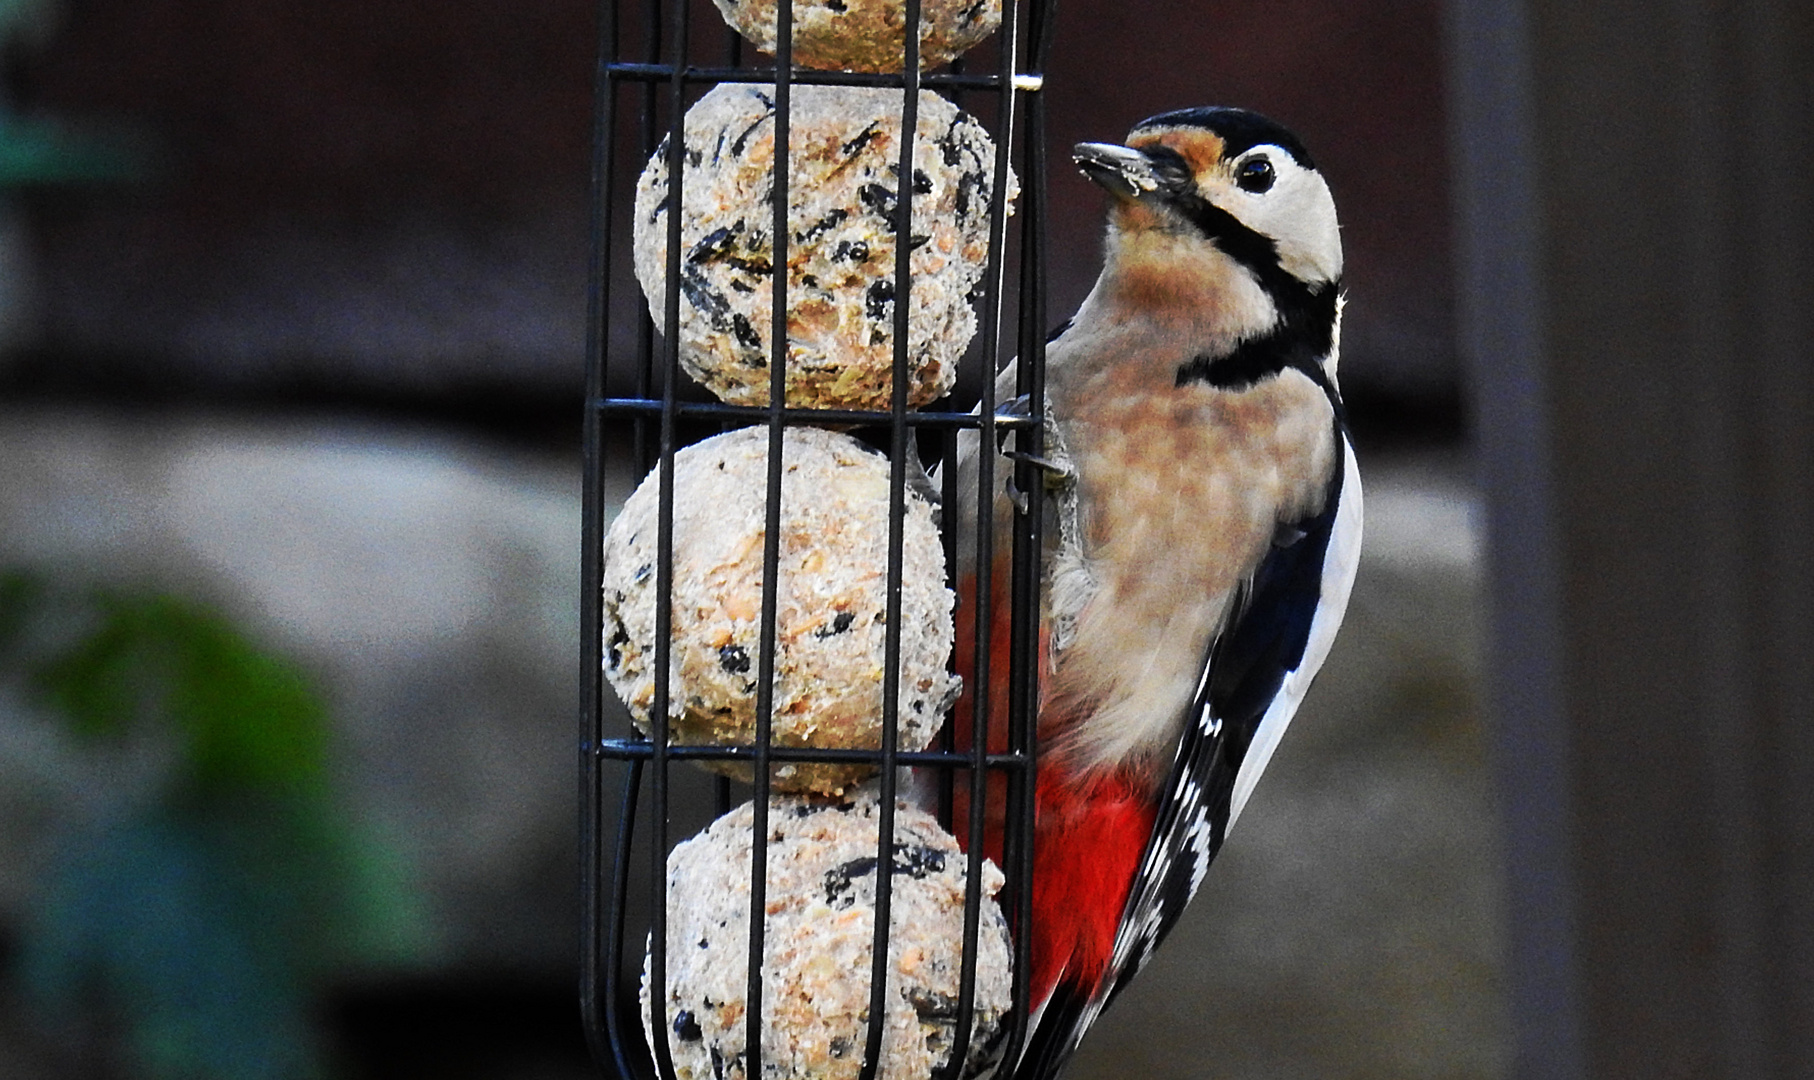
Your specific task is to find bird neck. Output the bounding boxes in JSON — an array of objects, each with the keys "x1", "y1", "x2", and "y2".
[
  {"x1": 1049, "y1": 231, "x2": 1283, "y2": 400},
  {"x1": 1083, "y1": 228, "x2": 1281, "y2": 352}
]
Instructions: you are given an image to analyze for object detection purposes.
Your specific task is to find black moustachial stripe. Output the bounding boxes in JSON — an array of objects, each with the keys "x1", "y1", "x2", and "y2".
[
  {"x1": 1130, "y1": 108, "x2": 1326, "y2": 316},
  {"x1": 1166, "y1": 177, "x2": 1291, "y2": 279},
  {"x1": 1137, "y1": 142, "x2": 1323, "y2": 316}
]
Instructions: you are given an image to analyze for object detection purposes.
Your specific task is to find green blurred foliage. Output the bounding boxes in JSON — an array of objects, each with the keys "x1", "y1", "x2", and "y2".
[
  {"x1": 0, "y1": 571, "x2": 429, "y2": 1080},
  {"x1": 0, "y1": 0, "x2": 146, "y2": 187},
  {"x1": 27, "y1": 589, "x2": 329, "y2": 798},
  {"x1": 0, "y1": 116, "x2": 146, "y2": 187}
]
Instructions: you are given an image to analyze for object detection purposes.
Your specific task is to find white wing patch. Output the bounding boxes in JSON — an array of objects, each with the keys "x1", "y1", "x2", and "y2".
[
  {"x1": 1183, "y1": 802, "x2": 1215, "y2": 904},
  {"x1": 1197, "y1": 702, "x2": 1222, "y2": 737}
]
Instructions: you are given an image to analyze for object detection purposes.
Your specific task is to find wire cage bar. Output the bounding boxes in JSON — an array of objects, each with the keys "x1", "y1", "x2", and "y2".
[{"x1": 580, "y1": 0, "x2": 1059, "y2": 1076}]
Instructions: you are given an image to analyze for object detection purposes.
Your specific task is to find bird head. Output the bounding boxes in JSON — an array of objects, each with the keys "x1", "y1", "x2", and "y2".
[{"x1": 1074, "y1": 107, "x2": 1342, "y2": 298}]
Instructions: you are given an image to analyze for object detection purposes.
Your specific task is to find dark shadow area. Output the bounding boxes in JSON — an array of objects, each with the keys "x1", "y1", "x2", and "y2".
[{"x1": 331, "y1": 975, "x2": 595, "y2": 1080}]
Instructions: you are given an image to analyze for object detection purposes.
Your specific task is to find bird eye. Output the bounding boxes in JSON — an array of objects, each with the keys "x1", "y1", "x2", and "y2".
[{"x1": 1235, "y1": 156, "x2": 1275, "y2": 194}]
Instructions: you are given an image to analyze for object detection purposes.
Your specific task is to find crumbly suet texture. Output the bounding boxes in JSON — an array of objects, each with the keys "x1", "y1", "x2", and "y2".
[
  {"x1": 633, "y1": 84, "x2": 1014, "y2": 411},
  {"x1": 642, "y1": 786, "x2": 1013, "y2": 1080},
  {"x1": 601, "y1": 426, "x2": 960, "y2": 793},
  {"x1": 711, "y1": 0, "x2": 1001, "y2": 73}
]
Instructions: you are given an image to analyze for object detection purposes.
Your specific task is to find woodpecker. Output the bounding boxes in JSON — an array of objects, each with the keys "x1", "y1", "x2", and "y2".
[{"x1": 949, "y1": 106, "x2": 1362, "y2": 1078}]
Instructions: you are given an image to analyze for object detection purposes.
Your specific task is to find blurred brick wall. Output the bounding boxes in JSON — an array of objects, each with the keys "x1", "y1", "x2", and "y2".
[{"x1": 14, "y1": 0, "x2": 1456, "y2": 412}]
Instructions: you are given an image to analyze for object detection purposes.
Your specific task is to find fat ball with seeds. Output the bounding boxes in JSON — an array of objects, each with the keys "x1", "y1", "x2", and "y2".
[
  {"x1": 642, "y1": 784, "x2": 1014, "y2": 1080},
  {"x1": 633, "y1": 84, "x2": 1013, "y2": 412},
  {"x1": 601, "y1": 425, "x2": 960, "y2": 795},
  {"x1": 710, "y1": 0, "x2": 1001, "y2": 74}
]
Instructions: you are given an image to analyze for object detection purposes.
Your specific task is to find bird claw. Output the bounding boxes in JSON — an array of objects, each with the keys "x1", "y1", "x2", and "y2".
[
  {"x1": 1005, "y1": 476, "x2": 1030, "y2": 515},
  {"x1": 994, "y1": 394, "x2": 1076, "y2": 490},
  {"x1": 1004, "y1": 450, "x2": 1075, "y2": 481}
]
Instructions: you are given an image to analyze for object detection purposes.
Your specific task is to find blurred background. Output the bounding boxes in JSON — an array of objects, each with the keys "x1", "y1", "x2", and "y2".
[{"x1": 0, "y1": 0, "x2": 1807, "y2": 1078}]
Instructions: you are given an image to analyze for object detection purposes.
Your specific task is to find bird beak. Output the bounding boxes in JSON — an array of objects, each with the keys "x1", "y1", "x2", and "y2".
[{"x1": 1073, "y1": 142, "x2": 1164, "y2": 201}]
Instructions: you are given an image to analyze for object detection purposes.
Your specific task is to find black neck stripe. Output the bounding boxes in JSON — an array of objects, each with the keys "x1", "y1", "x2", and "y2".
[{"x1": 1176, "y1": 283, "x2": 1345, "y2": 420}]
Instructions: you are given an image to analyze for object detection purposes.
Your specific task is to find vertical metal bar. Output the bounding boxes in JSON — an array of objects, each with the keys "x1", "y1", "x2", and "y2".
[
  {"x1": 936, "y1": 424, "x2": 959, "y2": 835},
  {"x1": 1027, "y1": 0, "x2": 1057, "y2": 74},
  {"x1": 943, "y1": 3, "x2": 1021, "y2": 1072},
  {"x1": 646, "y1": 0, "x2": 692, "y2": 1075},
  {"x1": 744, "y1": 0, "x2": 794, "y2": 1074},
  {"x1": 633, "y1": 0, "x2": 663, "y2": 478},
  {"x1": 580, "y1": 0, "x2": 619, "y2": 1063},
  {"x1": 1000, "y1": 0, "x2": 1052, "y2": 1062},
  {"x1": 858, "y1": 6, "x2": 922, "y2": 1076},
  {"x1": 600, "y1": 760, "x2": 647, "y2": 1078}
]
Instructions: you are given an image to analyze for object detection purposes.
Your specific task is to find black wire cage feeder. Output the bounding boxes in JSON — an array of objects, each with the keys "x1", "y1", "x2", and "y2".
[{"x1": 579, "y1": 0, "x2": 1061, "y2": 1075}]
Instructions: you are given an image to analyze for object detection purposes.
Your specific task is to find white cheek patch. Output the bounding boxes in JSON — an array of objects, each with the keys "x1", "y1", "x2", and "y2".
[{"x1": 1220, "y1": 156, "x2": 1343, "y2": 286}]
